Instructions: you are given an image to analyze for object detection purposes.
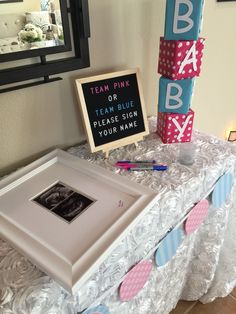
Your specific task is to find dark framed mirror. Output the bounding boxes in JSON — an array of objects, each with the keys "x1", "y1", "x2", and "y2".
[
  {"x1": 0, "y1": 0, "x2": 90, "y2": 93},
  {"x1": 0, "y1": 1, "x2": 23, "y2": 3},
  {"x1": 0, "y1": 0, "x2": 71, "y2": 62}
]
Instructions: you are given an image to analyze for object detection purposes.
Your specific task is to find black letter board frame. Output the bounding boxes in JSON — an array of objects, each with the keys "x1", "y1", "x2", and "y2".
[{"x1": 75, "y1": 69, "x2": 149, "y2": 156}]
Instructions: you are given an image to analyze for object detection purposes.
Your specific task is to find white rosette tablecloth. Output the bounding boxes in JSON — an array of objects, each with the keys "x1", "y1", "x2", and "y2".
[{"x1": 1, "y1": 117, "x2": 236, "y2": 314}]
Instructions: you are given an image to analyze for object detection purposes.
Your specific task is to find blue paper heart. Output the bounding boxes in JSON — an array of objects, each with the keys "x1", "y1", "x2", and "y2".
[
  {"x1": 155, "y1": 227, "x2": 184, "y2": 267},
  {"x1": 212, "y1": 173, "x2": 233, "y2": 208}
]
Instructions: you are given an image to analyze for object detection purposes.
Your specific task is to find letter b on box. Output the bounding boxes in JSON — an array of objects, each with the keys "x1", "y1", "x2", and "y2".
[
  {"x1": 158, "y1": 77, "x2": 194, "y2": 114},
  {"x1": 164, "y1": 0, "x2": 204, "y2": 40}
]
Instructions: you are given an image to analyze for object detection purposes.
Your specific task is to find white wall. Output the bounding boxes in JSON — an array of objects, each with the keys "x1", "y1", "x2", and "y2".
[
  {"x1": 192, "y1": 0, "x2": 236, "y2": 139},
  {"x1": 0, "y1": 0, "x2": 235, "y2": 176},
  {"x1": 0, "y1": 0, "x2": 40, "y2": 13}
]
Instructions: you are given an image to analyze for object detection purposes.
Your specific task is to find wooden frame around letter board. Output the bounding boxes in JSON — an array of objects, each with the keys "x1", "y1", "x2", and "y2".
[{"x1": 75, "y1": 69, "x2": 149, "y2": 157}]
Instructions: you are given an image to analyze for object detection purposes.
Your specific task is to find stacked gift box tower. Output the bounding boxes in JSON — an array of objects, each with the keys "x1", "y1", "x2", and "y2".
[{"x1": 157, "y1": 0, "x2": 205, "y2": 144}]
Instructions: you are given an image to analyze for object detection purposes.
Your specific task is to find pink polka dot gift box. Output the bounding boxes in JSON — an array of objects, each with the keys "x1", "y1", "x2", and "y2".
[
  {"x1": 157, "y1": 109, "x2": 194, "y2": 144},
  {"x1": 157, "y1": 37, "x2": 205, "y2": 80}
]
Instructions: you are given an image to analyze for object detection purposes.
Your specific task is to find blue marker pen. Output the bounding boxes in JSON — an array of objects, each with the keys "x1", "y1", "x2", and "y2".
[{"x1": 129, "y1": 165, "x2": 168, "y2": 171}]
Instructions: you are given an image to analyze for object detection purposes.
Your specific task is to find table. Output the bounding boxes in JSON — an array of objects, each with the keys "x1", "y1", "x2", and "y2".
[{"x1": 1, "y1": 118, "x2": 236, "y2": 314}]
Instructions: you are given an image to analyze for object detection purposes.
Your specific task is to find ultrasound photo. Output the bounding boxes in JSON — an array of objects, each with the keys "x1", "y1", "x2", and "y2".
[{"x1": 33, "y1": 182, "x2": 95, "y2": 223}]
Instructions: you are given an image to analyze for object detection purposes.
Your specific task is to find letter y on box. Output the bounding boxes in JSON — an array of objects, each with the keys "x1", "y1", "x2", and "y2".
[{"x1": 157, "y1": 109, "x2": 194, "y2": 144}]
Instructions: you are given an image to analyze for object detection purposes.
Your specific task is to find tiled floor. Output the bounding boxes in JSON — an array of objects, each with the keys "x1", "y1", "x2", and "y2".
[{"x1": 170, "y1": 287, "x2": 236, "y2": 314}]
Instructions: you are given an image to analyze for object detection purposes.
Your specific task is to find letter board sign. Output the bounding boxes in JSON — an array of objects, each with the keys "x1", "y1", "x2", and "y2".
[{"x1": 75, "y1": 69, "x2": 149, "y2": 155}]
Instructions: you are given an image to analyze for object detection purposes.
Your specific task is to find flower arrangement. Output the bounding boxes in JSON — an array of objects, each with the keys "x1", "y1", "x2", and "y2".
[{"x1": 18, "y1": 23, "x2": 43, "y2": 43}]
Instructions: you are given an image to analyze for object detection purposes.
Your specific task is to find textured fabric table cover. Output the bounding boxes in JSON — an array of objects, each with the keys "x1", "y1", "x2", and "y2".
[{"x1": 1, "y1": 118, "x2": 236, "y2": 314}]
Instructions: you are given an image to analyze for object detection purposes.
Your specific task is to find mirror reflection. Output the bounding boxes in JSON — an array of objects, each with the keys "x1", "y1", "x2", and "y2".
[{"x1": 0, "y1": 0, "x2": 64, "y2": 55}]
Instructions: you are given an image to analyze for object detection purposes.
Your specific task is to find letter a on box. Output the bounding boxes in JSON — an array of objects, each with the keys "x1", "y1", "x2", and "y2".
[
  {"x1": 164, "y1": 0, "x2": 204, "y2": 40},
  {"x1": 158, "y1": 77, "x2": 194, "y2": 114}
]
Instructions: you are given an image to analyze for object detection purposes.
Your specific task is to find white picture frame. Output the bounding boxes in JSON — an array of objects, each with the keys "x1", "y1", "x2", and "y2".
[{"x1": 0, "y1": 149, "x2": 156, "y2": 293}]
